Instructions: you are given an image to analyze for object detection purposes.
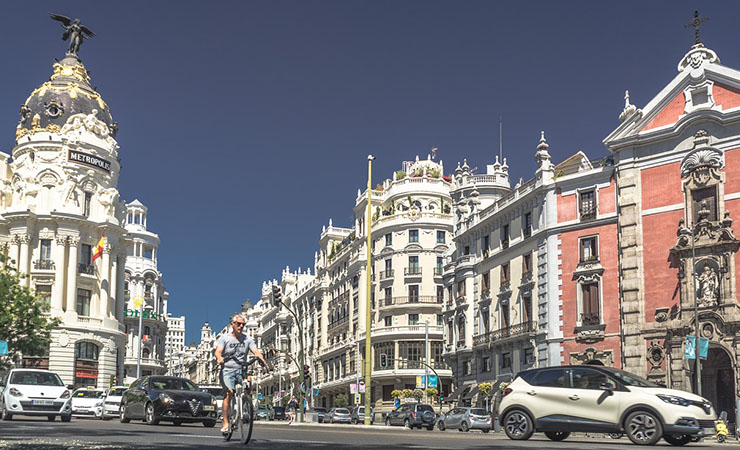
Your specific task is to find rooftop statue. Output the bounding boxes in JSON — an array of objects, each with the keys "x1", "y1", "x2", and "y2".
[{"x1": 49, "y1": 13, "x2": 95, "y2": 56}]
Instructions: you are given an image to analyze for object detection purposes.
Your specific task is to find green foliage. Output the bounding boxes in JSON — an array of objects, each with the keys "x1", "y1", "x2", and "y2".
[
  {"x1": 401, "y1": 388, "x2": 413, "y2": 398},
  {"x1": 395, "y1": 170, "x2": 406, "y2": 180},
  {"x1": 412, "y1": 389, "x2": 424, "y2": 402},
  {"x1": 281, "y1": 395, "x2": 290, "y2": 407},
  {"x1": 428, "y1": 168, "x2": 441, "y2": 178},
  {"x1": 425, "y1": 387, "x2": 438, "y2": 399},
  {"x1": 0, "y1": 256, "x2": 60, "y2": 368},
  {"x1": 335, "y1": 393, "x2": 349, "y2": 407},
  {"x1": 391, "y1": 389, "x2": 403, "y2": 399},
  {"x1": 478, "y1": 382, "x2": 493, "y2": 396}
]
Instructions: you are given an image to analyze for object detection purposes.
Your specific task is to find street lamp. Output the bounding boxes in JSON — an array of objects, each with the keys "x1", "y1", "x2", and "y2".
[{"x1": 133, "y1": 295, "x2": 145, "y2": 378}]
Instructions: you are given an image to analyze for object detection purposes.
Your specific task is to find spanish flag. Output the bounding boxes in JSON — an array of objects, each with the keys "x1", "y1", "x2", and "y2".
[{"x1": 91, "y1": 233, "x2": 104, "y2": 262}]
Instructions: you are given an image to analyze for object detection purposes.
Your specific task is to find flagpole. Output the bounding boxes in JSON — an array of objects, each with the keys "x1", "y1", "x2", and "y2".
[{"x1": 364, "y1": 155, "x2": 374, "y2": 425}]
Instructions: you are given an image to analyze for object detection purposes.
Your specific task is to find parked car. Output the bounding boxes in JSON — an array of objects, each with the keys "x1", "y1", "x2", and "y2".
[
  {"x1": 71, "y1": 388, "x2": 105, "y2": 417},
  {"x1": 327, "y1": 407, "x2": 352, "y2": 424},
  {"x1": 384, "y1": 403, "x2": 436, "y2": 430},
  {"x1": 119, "y1": 376, "x2": 217, "y2": 427},
  {"x1": 310, "y1": 407, "x2": 328, "y2": 423},
  {"x1": 498, "y1": 365, "x2": 717, "y2": 446},
  {"x1": 350, "y1": 405, "x2": 374, "y2": 424},
  {"x1": 95, "y1": 386, "x2": 126, "y2": 420},
  {"x1": 0, "y1": 368, "x2": 72, "y2": 422},
  {"x1": 272, "y1": 406, "x2": 286, "y2": 420},
  {"x1": 255, "y1": 404, "x2": 270, "y2": 420},
  {"x1": 200, "y1": 386, "x2": 224, "y2": 418},
  {"x1": 436, "y1": 407, "x2": 491, "y2": 432}
]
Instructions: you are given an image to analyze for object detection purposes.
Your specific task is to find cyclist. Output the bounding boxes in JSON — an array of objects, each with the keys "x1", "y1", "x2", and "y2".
[{"x1": 215, "y1": 313, "x2": 267, "y2": 434}]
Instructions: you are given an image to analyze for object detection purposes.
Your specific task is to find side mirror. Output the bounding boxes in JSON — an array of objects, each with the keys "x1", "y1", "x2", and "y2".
[
  {"x1": 67, "y1": 385, "x2": 74, "y2": 390},
  {"x1": 599, "y1": 382, "x2": 613, "y2": 392}
]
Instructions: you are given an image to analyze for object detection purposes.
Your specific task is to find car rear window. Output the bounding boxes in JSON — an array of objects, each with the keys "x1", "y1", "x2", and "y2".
[
  {"x1": 314, "y1": 408, "x2": 327, "y2": 412},
  {"x1": 336, "y1": 408, "x2": 349, "y2": 414},
  {"x1": 10, "y1": 371, "x2": 64, "y2": 386},
  {"x1": 417, "y1": 405, "x2": 434, "y2": 412},
  {"x1": 471, "y1": 408, "x2": 488, "y2": 415},
  {"x1": 108, "y1": 388, "x2": 126, "y2": 397},
  {"x1": 75, "y1": 390, "x2": 104, "y2": 398},
  {"x1": 531, "y1": 369, "x2": 568, "y2": 387}
]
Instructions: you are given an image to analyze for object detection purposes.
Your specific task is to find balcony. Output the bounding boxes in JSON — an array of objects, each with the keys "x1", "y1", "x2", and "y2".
[
  {"x1": 404, "y1": 267, "x2": 422, "y2": 277},
  {"x1": 78, "y1": 263, "x2": 95, "y2": 275},
  {"x1": 327, "y1": 315, "x2": 349, "y2": 332},
  {"x1": 33, "y1": 259, "x2": 55, "y2": 270},
  {"x1": 379, "y1": 295, "x2": 441, "y2": 308},
  {"x1": 378, "y1": 270, "x2": 394, "y2": 280},
  {"x1": 433, "y1": 267, "x2": 444, "y2": 276},
  {"x1": 473, "y1": 331, "x2": 492, "y2": 347},
  {"x1": 472, "y1": 321, "x2": 535, "y2": 346},
  {"x1": 358, "y1": 324, "x2": 443, "y2": 340},
  {"x1": 456, "y1": 339, "x2": 466, "y2": 349}
]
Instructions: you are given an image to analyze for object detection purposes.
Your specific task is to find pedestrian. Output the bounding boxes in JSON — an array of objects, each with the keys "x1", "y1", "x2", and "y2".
[{"x1": 287, "y1": 395, "x2": 298, "y2": 424}]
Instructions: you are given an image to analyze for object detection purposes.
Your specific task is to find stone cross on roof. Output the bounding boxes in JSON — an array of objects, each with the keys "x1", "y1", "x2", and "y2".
[{"x1": 685, "y1": 10, "x2": 709, "y2": 46}]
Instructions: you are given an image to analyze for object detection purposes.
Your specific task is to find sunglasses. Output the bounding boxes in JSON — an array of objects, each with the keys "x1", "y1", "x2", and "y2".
[{"x1": 233, "y1": 322, "x2": 246, "y2": 326}]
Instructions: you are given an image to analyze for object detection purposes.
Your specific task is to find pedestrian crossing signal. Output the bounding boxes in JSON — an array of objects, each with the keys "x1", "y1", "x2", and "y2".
[{"x1": 380, "y1": 354, "x2": 387, "y2": 367}]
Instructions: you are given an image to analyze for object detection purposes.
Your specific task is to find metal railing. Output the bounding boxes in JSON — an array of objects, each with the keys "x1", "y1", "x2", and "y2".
[
  {"x1": 434, "y1": 267, "x2": 444, "y2": 276},
  {"x1": 378, "y1": 270, "x2": 394, "y2": 280},
  {"x1": 580, "y1": 205, "x2": 597, "y2": 221},
  {"x1": 327, "y1": 315, "x2": 349, "y2": 331},
  {"x1": 404, "y1": 267, "x2": 422, "y2": 276},
  {"x1": 33, "y1": 259, "x2": 55, "y2": 270},
  {"x1": 78, "y1": 263, "x2": 95, "y2": 275},
  {"x1": 380, "y1": 295, "x2": 440, "y2": 307},
  {"x1": 473, "y1": 321, "x2": 535, "y2": 346}
]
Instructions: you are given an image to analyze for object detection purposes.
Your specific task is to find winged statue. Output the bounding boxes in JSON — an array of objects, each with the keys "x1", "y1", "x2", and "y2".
[{"x1": 49, "y1": 13, "x2": 95, "y2": 56}]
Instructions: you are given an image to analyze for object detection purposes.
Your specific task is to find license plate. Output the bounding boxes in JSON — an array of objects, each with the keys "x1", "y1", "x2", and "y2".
[
  {"x1": 703, "y1": 428, "x2": 714, "y2": 435},
  {"x1": 204, "y1": 406, "x2": 214, "y2": 411},
  {"x1": 32, "y1": 400, "x2": 54, "y2": 406}
]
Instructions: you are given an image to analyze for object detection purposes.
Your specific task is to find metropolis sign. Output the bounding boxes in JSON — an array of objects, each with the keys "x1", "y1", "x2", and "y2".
[
  {"x1": 125, "y1": 309, "x2": 162, "y2": 320},
  {"x1": 68, "y1": 150, "x2": 111, "y2": 173}
]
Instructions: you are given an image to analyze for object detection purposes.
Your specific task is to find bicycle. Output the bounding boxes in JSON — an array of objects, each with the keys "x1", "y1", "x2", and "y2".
[{"x1": 222, "y1": 356, "x2": 265, "y2": 445}]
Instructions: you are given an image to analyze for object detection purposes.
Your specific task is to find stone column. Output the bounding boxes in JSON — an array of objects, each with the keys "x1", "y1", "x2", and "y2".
[
  {"x1": 51, "y1": 236, "x2": 67, "y2": 313},
  {"x1": 99, "y1": 244, "x2": 112, "y2": 317},
  {"x1": 115, "y1": 254, "x2": 126, "y2": 322},
  {"x1": 19, "y1": 234, "x2": 31, "y2": 286},
  {"x1": 8, "y1": 235, "x2": 20, "y2": 270},
  {"x1": 66, "y1": 237, "x2": 79, "y2": 313},
  {"x1": 110, "y1": 253, "x2": 118, "y2": 320}
]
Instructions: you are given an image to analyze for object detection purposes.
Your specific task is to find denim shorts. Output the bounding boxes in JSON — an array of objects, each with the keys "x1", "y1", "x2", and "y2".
[{"x1": 220, "y1": 367, "x2": 242, "y2": 390}]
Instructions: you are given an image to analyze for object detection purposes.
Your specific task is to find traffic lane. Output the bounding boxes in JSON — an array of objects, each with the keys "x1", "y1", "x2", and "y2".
[{"x1": 0, "y1": 418, "x2": 720, "y2": 449}]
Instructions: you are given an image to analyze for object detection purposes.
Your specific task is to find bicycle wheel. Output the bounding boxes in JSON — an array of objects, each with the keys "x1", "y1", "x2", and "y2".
[{"x1": 239, "y1": 397, "x2": 254, "y2": 445}]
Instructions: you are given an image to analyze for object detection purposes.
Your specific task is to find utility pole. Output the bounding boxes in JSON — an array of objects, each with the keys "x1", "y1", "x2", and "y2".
[
  {"x1": 134, "y1": 295, "x2": 144, "y2": 378},
  {"x1": 424, "y1": 321, "x2": 429, "y2": 404},
  {"x1": 364, "y1": 155, "x2": 374, "y2": 425}
]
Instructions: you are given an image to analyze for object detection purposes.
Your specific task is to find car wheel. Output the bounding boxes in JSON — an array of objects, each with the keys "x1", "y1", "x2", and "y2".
[
  {"x1": 47, "y1": 415, "x2": 56, "y2": 422},
  {"x1": 1, "y1": 403, "x2": 12, "y2": 421},
  {"x1": 60, "y1": 414, "x2": 71, "y2": 423},
  {"x1": 663, "y1": 434, "x2": 692, "y2": 446},
  {"x1": 460, "y1": 421, "x2": 469, "y2": 432},
  {"x1": 437, "y1": 421, "x2": 446, "y2": 431},
  {"x1": 427, "y1": 424, "x2": 434, "y2": 431},
  {"x1": 172, "y1": 420, "x2": 182, "y2": 426},
  {"x1": 545, "y1": 431, "x2": 570, "y2": 441},
  {"x1": 120, "y1": 404, "x2": 131, "y2": 423},
  {"x1": 607, "y1": 432, "x2": 624, "y2": 439},
  {"x1": 385, "y1": 417, "x2": 391, "y2": 426},
  {"x1": 503, "y1": 410, "x2": 534, "y2": 441},
  {"x1": 482, "y1": 429, "x2": 490, "y2": 433},
  {"x1": 203, "y1": 420, "x2": 216, "y2": 428},
  {"x1": 145, "y1": 403, "x2": 160, "y2": 425},
  {"x1": 625, "y1": 410, "x2": 662, "y2": 446},
  {"x1": 404, "y1": 419, "x2": 411, "y2": 429}
]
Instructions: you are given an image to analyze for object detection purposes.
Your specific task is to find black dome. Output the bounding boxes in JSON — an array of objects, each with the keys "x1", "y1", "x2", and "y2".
[{"x1": 16, "y1": 54, "x2": 116, "y2": 140}]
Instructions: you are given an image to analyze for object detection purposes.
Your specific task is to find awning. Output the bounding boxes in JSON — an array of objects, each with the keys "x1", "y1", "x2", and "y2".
[{"x1": 446, "y1": 384, "x2": 466, "y2": 402}]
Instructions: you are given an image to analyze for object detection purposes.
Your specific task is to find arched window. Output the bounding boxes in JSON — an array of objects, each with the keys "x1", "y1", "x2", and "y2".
[
  {"x1": 74, "y1": 341, "x2": 99, "y2": 387},
  {"x1": 142, "y1": 348, "x2": 150, "y2": 359}
]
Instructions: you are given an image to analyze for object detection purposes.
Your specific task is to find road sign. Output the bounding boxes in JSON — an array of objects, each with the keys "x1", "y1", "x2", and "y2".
[
  {"x1": 0, "y1": 340, "x2": 7, "y2": 355},
  {"x1": 395, "y1": 398, "x2": 400, "y2": 408},
  {"x1": 354, "y1": 393, "x2": 361, "y2": 405}
]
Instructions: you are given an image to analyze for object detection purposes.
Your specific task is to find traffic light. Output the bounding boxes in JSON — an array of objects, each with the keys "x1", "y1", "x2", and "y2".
[
  {"x1": 304, "y1": 365, "x2": 310, "y2": 379},
  {"x1": 271, "y1": 284, "x2": 282, "y2": 307},
  {"x1": 380, "y1": 353, "x2": 387, "y2": 367}
]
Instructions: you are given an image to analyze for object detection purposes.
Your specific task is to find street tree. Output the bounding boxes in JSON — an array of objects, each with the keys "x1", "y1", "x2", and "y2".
[
  {"x1": 334, "y1": 393, "x2": 349, "y2": 407},
  {"x1": 0, "y1": 257, "x2": 60, "y2": 368}
]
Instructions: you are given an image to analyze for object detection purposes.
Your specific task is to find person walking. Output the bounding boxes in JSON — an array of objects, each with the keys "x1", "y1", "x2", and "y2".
[{"x1": 287, "y1": 395, "x2": 298, "y2": 424}]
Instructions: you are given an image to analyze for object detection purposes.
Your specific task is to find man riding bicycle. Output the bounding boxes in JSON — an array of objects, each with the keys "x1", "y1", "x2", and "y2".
[{"x1": 215, "y1": 313, "x2": 267, "y2": 434}]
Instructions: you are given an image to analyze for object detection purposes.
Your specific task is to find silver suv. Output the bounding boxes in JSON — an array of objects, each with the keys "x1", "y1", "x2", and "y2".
[{"x1": 498, "y1": 365, "x2": 716, "y2": 446}]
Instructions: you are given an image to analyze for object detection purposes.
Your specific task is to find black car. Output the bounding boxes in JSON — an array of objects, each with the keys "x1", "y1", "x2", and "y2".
[
  {"x1": 384, "y1": 403, "x2": 435, "y2": 430},
  {"x1": 120, "y1": 376, "x2": 217, "y2": 427},
  {"x1": 272, "y1": 406, "x2": 286, "y2": 420}
]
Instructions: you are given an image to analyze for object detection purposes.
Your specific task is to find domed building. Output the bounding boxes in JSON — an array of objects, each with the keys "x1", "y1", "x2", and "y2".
[{"x1": 0, "y1": 48, "x2": 129, "y2": 387}]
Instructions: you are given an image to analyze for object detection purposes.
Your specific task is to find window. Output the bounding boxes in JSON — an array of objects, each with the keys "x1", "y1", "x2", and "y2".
[
  {"x1": 76, "y1": 289, "x2": 91, "y2": 316},
  {"x1": 83, "y1": 192, "x2": 92, "y2": 217},
  {"x1": 437, "y1": 231, "x2": 445, "y2": 244},
  {"x1": 384, "y1": 287, "x2": 392, "y2": 306},
  {"x1": 522, "y1": 293, "x2": 532, "y2": 323},
  {"x1": 437, "y1": 314, "x2": 443, "y2": 326},
  {"x1": 74, "y1": 341, "x2": 99, "y2": 387},
  {"x1": 580, "y1": 190, "x2": 596, "y2": 221},
  {"x1": 482, "y1": 356, "x2": 491, "y2": 372},
  {"x1": 436, "y1": 285, "x2": 444, "y2": 303},
  {"x1": 463, "y1": 245, "x2": 470, "y2": 255},
  {"x1": 523, "y1": 347, "x2": 534, "y2": 365},
  {"x1": 500, "y1": 263, "x2": 510, "y2": 284},
  {"x1": 481, "y1": 272, "x2": 490, "y2": 293},
  {"x1": 383, "y1": 259, "x2": 392, "y2": 277},
  {"x1": 572, "y1": 367, "x2": 612, "y2": 390},
  {"x1": 408, "y1": 256, "x2": 420, "y2": 274},
  {"x1": 457, "y1": 280, "x2": 465, "y2": 298},
  {"x1": 523, "y1": 212, "x2": 532, "y2": 237},
  {"x1": 692, "y1": 187, "x2": 717, "y2": 223},
  {"x1": 436, "y1": 257, "x2": 443, "y2": 275},
  {"x1": 482, "y1": 235, "x2": 490, "y2": 255},
  {"x1": 385, "y1": 233, "x2": 392, "y2": 246},
  {"x1": 464, "y1": 361, "x2": 472, "y2": 376},
  {"x1": 409, "y1": 230, "x2": 419, "y2": 243},
  {"x1": 581, "y1": 282, "x2": 600, "y2": 325},
  {"x1": 408, "y1": 314, "x2": 419, "y2": 325},
  {"x1": 580, "y1": 236, "x2": 598, "y2": 262},
  {"x1": 501, "y1": 352, "x2": 511, "y2": 369},
  {"x1": 532, "y1": 369, "x2": 567, "y2": 387},
  {"x1": 522, "y1": 253, "x2": 532, "y2": 275},
  {"x1": 501, "y1": 303, "x2": 510, "y2": 328},
  {"x1": 502, "y1": 224, "x2": 509, "y2": 249},
  {"x1": 408, "y1": 285, "x2": 419, "y2": 302},
  {"x1": 40, "y1": 239, "x2": 52, "y2": 261},
  {"x1": 36, "y1": 285, "x2": 51, "y2": 312},
  {"x1": 144, "y1": 248, "x2": 153, "y2": 259},
  {"x1": 384, "y1": 316, "x2": 392, "y2": 327},
  {"x1": 81, "y1": 244, "x2": 92, "y2": 265}
]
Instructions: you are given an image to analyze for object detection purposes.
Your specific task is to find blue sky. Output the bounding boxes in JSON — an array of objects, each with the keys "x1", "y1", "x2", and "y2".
[{"x1": 1, "y1": 1, "x2": 737, "y2": 344}]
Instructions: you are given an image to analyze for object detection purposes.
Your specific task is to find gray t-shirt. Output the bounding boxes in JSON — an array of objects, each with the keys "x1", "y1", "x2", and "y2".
[{"x1": 216, "y1": 333, "x2": 256, "y2": 369}]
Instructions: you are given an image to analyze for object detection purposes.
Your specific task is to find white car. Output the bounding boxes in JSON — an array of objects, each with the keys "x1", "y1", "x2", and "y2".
[
  {"x1": 71, "y1": 388, "x2": 105, "y2": 417},
  {"x1": 498, "y1": 365, "x2": 716, "y2": 446},
  {"x1": 0, "y1": 368, "x2": 72, "y2": 421},
  {"x1": 94, "y1": 386, "x2": 126, "y2": 420},
  {"x1": 200, "y1": 386, "x2": 224, "y2": 418}
]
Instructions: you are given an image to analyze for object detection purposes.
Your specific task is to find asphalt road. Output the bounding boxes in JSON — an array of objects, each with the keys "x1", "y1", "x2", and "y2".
[{"x1": 0, "y1": 417, "x2": 733, "y2": 449}]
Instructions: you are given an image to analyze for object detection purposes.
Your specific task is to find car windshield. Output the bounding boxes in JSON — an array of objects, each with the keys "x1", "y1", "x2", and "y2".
[
  {"x1": 201, "y1": 388, "x2": 224, "y2": 399},
  {"x1": 74, "y1": 390, "x2": 104, "y2": 398},
  {"x1": 108, "y1": 388, "x2": 126, "y2": 397},
  {"x1": 257, "y1": 406, "x2": 267, "y2": 411},
  {"x1": 601, "y1": 367, "x2": 659, "y2": 387},
  {"x1": 150, "y1": 378, "x2": 199, "y2": 391},
  {"x1": 471, "y1": 408, "x2": 488, "y2": 415},
  {"x1": 10, "y1": 371, "x2": 64, "y2": 386},
  {"x1": 335, "y1": 408, "x2": 349, "y2": 414}
]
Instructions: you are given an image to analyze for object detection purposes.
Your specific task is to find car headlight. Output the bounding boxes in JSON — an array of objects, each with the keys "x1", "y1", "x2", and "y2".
[
  {"x1": 9, "y1": 388, "x2": 23, "y2": 397},
  {"x1": 158, "y1": 393, "x2": 174, "y2": 405},
  {"x1": 59, "y1": 390, "x2": 71, "y2": 399},
  {"x1": 657, "y1": 394, "x2": 691, "y2": 406}
]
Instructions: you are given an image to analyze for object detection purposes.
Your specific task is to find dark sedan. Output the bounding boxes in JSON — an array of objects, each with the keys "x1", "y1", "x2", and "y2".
[
  {"x1": 272, "y1": 406, "x2": 286, "y2": 420},
  {"x1": 120, "y1": 376, "x2": 217, "y2": 427}
]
